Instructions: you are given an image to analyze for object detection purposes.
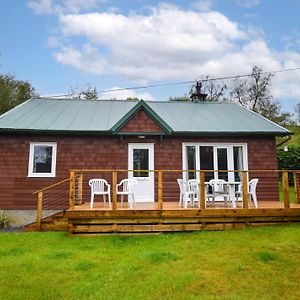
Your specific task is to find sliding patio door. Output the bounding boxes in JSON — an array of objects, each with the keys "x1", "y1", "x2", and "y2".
[{"x1": 184, "y1": 143, "x2": 247, "y2": 183}]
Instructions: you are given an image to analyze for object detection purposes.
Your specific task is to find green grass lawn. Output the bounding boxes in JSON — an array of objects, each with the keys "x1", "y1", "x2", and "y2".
[
  {"x1": 1, "y1": 226, "x2": 300, "y2": 300},
  {"x1": 278, "y1": 182, "x2": 296, "y2": 202}
]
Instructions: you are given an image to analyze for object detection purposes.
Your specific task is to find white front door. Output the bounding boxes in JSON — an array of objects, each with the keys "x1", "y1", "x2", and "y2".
[{"x1": 128, "y1": 143, "x2": 154, "y2": 202}]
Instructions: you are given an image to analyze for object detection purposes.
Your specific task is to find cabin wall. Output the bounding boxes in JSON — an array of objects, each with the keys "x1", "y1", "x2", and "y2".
[{"x1": 0, "y1": 134, "x2": 278, "y2": 209}]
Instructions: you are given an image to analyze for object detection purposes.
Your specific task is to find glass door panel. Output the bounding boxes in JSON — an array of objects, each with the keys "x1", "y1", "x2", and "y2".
[
  {"x1": 199, "y1": 146, "x2": 214, "y2": 181},
  {"x1": 133, "y1": 149, "x2": 149, "y2": 177},
  {"x1": 233, "y1": 146, "x2": 244, "y2": 182},
  {"x1": 216, "y1": 148, "x2": 228, "y2": 181},
  {"x1": 186, "y1": 146, "x2": 196, "y2": 180}
]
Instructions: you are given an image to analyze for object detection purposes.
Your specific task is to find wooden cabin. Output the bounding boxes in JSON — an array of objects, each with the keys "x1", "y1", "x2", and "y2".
[{"x1": 0, "y1": 98, "x2": 299, "y2": 233}]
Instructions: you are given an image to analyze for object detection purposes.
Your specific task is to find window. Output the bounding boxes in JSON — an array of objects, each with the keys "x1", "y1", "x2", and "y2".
[
  {"x1": 183, "y1": 143, "x2": 248, "y2": 183},
  {"x1": 28, "y1": 142, "x2": 57, "y2": 177},
  {"x1": 133, "y1": 148, "x2": 149, "y2": 177}
]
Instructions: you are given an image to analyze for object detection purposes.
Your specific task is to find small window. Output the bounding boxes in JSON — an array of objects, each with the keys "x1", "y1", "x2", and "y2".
[{"x1": 28, "y1": 143, "x2": 57, "y2": 177}]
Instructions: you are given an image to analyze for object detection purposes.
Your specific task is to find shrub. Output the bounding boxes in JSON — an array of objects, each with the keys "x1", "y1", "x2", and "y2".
[
  {"x1": 0, "y1": 209, "x2": 10, "y2": 228},
  {"x1": 277, "y1": 144, "x2": 300, "y2": 182}
]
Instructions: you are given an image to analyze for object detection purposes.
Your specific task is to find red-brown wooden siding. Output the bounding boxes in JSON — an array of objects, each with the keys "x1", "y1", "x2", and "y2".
[
  {"x1": 119, "y1": 109, "x2": 164, "y2": 133},
  {"x1": 0, "y1": 134, "x2": 278, "y2": 209}
]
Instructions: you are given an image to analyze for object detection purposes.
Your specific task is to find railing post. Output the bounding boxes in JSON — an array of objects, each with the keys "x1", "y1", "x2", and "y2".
[
  {"x1": 200, "y1": 171, "x2": 206, "y2": 209},
  {"x1": 36, "y1": 191, "x2": 43, "y2": 231},
  {"x1": 293, "y1": 172, "x2": 299, "y2": 204},
  {"x1": 112, "y1": 171, "x2": 117, "y2": 210},
  {"x1": 282, "y1": 171, "x2": 290, "y2": 208},
  {"x1": 158, "y1": 171, "x2": 163, "y2": 210},
  {"x1": 78, "y1": 172, "x2": 83, "y2": 206},
  {"x1": 242, "y1": 171, "x2": 249, "y2": 209},
  {"x1": 69, "y1": 171, "x2": 75, "y2": 210}
]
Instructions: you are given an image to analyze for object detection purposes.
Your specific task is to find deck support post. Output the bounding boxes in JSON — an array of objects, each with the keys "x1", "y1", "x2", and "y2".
[
  {"x1": 283, "y1": 171, "x2": 290, "y2": 208},
  {"x1": 200, "y1": 171, "x2": 206, "y2": 209},
  {"x1": 36, "y1": 191, "x2": 43, "y2": 231},
  {"x1": 78, "y1": 172, "x2": 83, "y2": 206},
  {"x1": 158, "y1": 171, "x2": 163, "y2": 210},
  {"x1": 242, "y1": 171, "x2": 249, "y2": 209},
  {"x1": 112, "y1": 171, "x2": 117, "y2": 210},
  {"x1": 293, "y1": 172, "x2": 299, "y2": 204},
  {"x1": 69, "y1": 171, "x2": 75, "y2": 210}
]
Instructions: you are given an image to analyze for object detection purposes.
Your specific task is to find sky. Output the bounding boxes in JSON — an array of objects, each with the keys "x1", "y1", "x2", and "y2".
[{"x1": 0, "y1": 0, "x2": 300, "y2": 114}]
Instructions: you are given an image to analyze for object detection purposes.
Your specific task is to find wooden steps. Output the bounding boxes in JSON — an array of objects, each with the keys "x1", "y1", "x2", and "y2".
[{"x1": 24, "y1": 211, "x2": 68, "y2": 232}]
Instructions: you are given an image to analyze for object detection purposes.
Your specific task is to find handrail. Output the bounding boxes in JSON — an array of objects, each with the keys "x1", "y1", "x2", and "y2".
[
  {"x1": 34, "y1": 175, "x2": 80, "y2": 230},
  {"x1": 71, "y1": 169, "x2": 300, "y2": 173},
  {"x1": 33, "y1": 178, "x2": 71, "y2": 194}
]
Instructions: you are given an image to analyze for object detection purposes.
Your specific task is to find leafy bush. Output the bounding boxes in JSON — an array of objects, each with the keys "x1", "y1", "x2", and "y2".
[
  {"x1": 277, "y1": 144, "x2": 300, "y2": 170},
  {"x1": 0, "y1": 209, "x2": 10, "y2": 228},
  {"x1": 277, "y1": 145, "x2": 300, "y2": 183}
]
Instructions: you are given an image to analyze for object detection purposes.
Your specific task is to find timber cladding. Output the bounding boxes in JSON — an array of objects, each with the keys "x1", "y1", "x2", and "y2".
[{"x1": 0, "y1": 133, "x2": 278, "y2": 209}]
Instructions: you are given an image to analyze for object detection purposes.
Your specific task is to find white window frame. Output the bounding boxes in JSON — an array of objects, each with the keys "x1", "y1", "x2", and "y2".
[
  {"x1": 182, "y1": 142, "x2": 248, "y2": 182},
  {"x1": 28, "y1": 142, "x2": 57, "y2": 178}
]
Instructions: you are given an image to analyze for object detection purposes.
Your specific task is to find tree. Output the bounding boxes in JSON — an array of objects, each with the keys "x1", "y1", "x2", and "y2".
[
  {"x1": 0, "y1": 74, "x2": 38, "y2": 115},
  {"x1": 70, "y1": 85, "x2": 98, "y2": 100},
  {"x1": 197, "y1": 76, "x2": 227, "y2": 102},
  {"x1": 230, "y1": 66, "x2": 276, "y2": 113}
]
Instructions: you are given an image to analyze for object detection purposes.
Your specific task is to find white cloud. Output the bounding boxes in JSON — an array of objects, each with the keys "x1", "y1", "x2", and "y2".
[
  {"x1": 53, "y1": 44, "x2": 107, "y2": 74},
  {"x1": 56, "y1": 4, "x2": 247, "y2": 82},
  {"x1": 234, "y1": 0, "x2": 261, "y2": 8},
  {"x1": 98, "y1": 87, "x2": 155, "y2": 101},
  {"x1": 35, "y1": 2, "x2": 300, "y2": 101},
  {"x1": 27, "y1": 0, "x2": 105, "y2": 15},
  {"x1": 191, "y1": 0, "x2": 214, "y2": 12},
  {"x1": 27, "y1": 0, "x2": 54, "y2": 14}
]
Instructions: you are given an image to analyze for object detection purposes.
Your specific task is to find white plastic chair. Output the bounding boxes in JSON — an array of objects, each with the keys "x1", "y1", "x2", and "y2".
[
  {"x1": 89, "y1": 179, "x2": 111, "y2": 208},
  {"x1": 116, "y1": 178, "x2": 138, "y2": 208},
  {"x1": 188, "y1": 179, "x2": 200, "y2": 208},
  {"x1": 208, "y1": 179, "x2": 231, "y2": 205},
  {"x1": 177, "y1": 179, "x2": 196, "y2": 208},
  {"x1": 236, "y1": 179, "x2": 259, "y2": 208}
]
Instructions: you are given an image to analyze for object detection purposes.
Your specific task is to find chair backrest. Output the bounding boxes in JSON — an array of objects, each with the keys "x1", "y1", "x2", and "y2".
[
  {"x1": 119, "y1": 178, "x2": 138, "y2": 193},
  {"x1": 249, "y1": 178, "x2": 259, "y2": 194},
  {"x1": 188, "y1": 179, "x2": 199, "y2": 193},
  {"x1": 89, "y1": 179, "x2": 109, "y2": 193},
  {"x1": 177, "y1": 179, "x2": 188, "y2": 193},
  {"x1": 209, "y1": 179, "x2": 227, "y2": 193}
]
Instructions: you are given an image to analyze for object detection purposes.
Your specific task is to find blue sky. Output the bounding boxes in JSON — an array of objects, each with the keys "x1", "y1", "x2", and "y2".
[{"x1": 0, "y1": 0, "x2": 300, "y2": 114}]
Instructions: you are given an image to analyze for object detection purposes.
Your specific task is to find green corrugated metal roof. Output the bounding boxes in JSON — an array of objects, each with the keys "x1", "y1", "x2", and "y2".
[{"x1": 0, "y1": 98, "x2": 290, "y2": 136}]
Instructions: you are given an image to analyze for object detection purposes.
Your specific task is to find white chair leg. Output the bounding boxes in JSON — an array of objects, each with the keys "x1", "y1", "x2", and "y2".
[
  {"x1": 183, "y1": 194, "x2": 188, "y2": 208},
  {"x1": 121, "y1": 194, "x2": 124, "y2": 206},
  {"x1": 252, "y1": 193, "x2": 258, "y2": 208},
  {"x1": 108, "y1": 194, "x2": 111, "y2": 208},
  {"x1": 90, "y1": 194, "x2": 94, "y2": 209},
  {"x1": 132, "y1": 194, "x2": 135, "y2": 208}
]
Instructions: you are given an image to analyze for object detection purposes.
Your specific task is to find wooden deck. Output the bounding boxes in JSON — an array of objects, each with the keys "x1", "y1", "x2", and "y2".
[
  {"x1": 52, "y1": 200, "x2": 300, "y2": 235},
  {"x1": 73, "y1": 200, "x2": 300, "y2": 211},
  {"x1": 26, "y1": 200, "x2": 300, "y2": 234}
]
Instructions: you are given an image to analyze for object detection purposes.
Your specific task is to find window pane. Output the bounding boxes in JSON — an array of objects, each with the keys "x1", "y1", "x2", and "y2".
[
  {"x1": 233, "y1": 146, "x2": 244, "y2": 182},
  {"x1": 200, "y1": 146, "x2": 214, "y2": 181},
  {"x1": 133, "y1": 149, "x2": 149, "y2": 177},
  {"x1": 33, "y1": 146, "x2": 53, "y2": 173},
  {"x1": 217, "y1": 148, "x2": 228, "y2": 181},
  {"x1": 186, "y1": 146, "x2": 196, "y2": 179}
]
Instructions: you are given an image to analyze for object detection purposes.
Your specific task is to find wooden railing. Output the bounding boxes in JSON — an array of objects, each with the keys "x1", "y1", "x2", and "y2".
[
  {"x1": 33, "y1": 169, "x2": 300, "y2": 230},
  {"x1": 33, "y1": 176, "x2": 80, "y2": 230},
  {"x1": 67, "y1": 169, "x2": 300, "y2": 211}
]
